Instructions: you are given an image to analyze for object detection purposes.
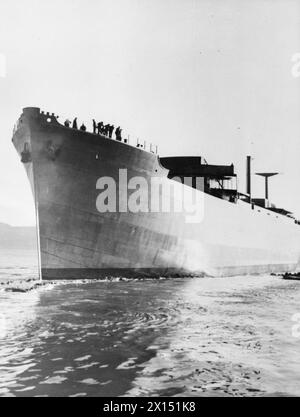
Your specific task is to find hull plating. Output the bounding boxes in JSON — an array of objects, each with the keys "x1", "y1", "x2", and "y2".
[{"x1": 12, "y1": 108, "x2": 300, "y2": 280}]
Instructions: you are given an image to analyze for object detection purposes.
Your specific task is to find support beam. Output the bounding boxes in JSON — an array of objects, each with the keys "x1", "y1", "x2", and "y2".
[
  {"x1": 246, "y1": 156, "x2": 251, "y2": 199},
  {"x1": 255, "y1": 172, "x2": 278, "y2": 200}
]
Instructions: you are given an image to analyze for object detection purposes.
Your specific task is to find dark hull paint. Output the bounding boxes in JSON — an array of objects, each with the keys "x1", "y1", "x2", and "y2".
[{"x1": 41, "y1": 263, "x2": 297, "y2": 280}]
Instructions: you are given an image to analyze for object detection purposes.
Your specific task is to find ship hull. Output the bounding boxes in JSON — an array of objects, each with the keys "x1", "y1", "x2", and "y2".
[{"x1": 12, "y1": 108, "x2": 300, "y2": 280}]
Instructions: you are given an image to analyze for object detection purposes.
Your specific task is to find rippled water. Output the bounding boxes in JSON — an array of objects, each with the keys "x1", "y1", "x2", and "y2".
[{"x1": 1, "y1": 252, "x2": 300, "y2": 397}]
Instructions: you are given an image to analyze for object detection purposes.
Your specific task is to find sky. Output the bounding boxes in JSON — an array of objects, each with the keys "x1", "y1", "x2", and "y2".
[{"x1": 0, "y1": 0, "x2": 300, "y2": 226}]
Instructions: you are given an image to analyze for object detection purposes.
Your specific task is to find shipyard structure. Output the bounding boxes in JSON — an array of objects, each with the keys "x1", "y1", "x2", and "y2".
[{"x1": 12, "y1": 107, "x2": 300, "y2": 280}]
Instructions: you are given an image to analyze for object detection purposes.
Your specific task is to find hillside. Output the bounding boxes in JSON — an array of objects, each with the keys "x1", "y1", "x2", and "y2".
[{"x1": 0, "y1": 223, "x2": 37, "y2": 250}]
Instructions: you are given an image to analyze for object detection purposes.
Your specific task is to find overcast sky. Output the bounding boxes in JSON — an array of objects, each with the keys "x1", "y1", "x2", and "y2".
[{"x1": 0, "y1": 0, "x2": 300, "y2": 226}]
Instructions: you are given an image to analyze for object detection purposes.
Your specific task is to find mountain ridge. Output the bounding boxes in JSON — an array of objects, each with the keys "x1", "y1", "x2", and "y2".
[{"x1": 0, "y1": 222, "x2": 37, "y2": 249}]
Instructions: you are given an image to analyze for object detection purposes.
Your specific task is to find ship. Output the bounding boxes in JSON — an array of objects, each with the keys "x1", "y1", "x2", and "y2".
[{"x1": 12, "y1": 107, "x2": 300, "y2": 280}]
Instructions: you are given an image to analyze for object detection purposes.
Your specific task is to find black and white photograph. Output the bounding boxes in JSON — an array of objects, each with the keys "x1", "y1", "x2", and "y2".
[{"x1": 1, "y1": 0, "x2": 300, "y2": 400}]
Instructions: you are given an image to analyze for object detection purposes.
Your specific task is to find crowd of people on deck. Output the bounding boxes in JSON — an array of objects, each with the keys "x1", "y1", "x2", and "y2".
[
  {"x1": 61, "y1": 116, "x2": 157, "y2": 152},
  {"x1": 64, "y1": 117, "x2": 123, "y2": 141}
]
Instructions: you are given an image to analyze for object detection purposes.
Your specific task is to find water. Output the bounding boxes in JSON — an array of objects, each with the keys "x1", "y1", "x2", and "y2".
[{"x1": 1, "y1": 251, "x2": 300, "y2": 397}]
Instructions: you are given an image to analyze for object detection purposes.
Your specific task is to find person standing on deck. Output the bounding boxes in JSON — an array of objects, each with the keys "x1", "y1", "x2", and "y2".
[
  {"x1": 92, "y1": 119, "x2": 97, "y2": 134},
  {"x1": 115, "y1": 127, "x2": 119, "y2": 140},
  {"x1": 97, "y1": 122, "x2": 103, "y2": 135},
  {"x1": 72, "y1": 118, "x2": 78, "y2": 129},
  {"x1": 104, "y1": 124, "x2": 110, "y2": 137},
  {"x1": 109, "y1": 125, "x2": 114, "y2": 138},
  {"x1": 115, "y1": 126, "x2": 122, "y2": 141}
]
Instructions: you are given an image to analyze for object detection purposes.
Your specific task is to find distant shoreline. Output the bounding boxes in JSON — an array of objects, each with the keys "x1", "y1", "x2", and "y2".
[{"x1": 0, "y1": 223, "x2": 37, "y2": 251}]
